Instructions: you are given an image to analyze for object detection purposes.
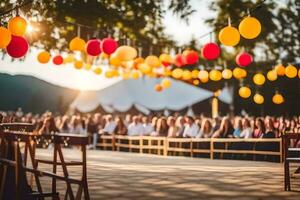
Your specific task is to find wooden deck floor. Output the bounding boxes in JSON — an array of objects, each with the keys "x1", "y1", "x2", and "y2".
[{"x1": 34, "y1": 149, "x2": 300, "y2": 200}]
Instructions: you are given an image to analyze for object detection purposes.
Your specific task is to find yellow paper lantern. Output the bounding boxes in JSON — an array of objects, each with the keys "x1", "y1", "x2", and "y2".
[
  {"x1": 85, "y1": 63, "x2": 92, "y2": 70},
  {"x1": 222, "y1": 69, "x2": 232, "y2": 79},
  {"x1": 159, "y1": 53, "x2": 172, "y2": 66},
  {"x1": 233, "y1": 68, "x2": 247, "y2": 79},
  {"x1": 191, "y1": 70, "x2": 199, "y2": 79},
  {"x1": 64, "y1": 54, "x2": 75, "y2": 63},
  {"x1": 37, "y1": 51, "x2": 51, "y2": 64},
  {"x1": 105, "y1": 70, "x2": 114, "y2": 78},
  {"x1": 201, "y1": 77, "x2": 209, "y2": 83},
  {"x1": 111, "y1": 69, "x2": 119, "y2": 77},
  {"x1": 267, "y1": 70, "x2": 277, "y2": 81},
  {"x1": 69, "y1": 37, "x2": 86, "y2": 51},
  {"x1": 131, "y1": 70, "x2": 140, "y2": 79},
  {"x1": 172, "y1": 68, "x2": 183, "y2": 79},
  {"x1": 285, "y1": 64, "x2": 297, "y2": 78},
  {"x1": 0, "y1": 27, "x2": 12, "y2": 48},
  {"x1": 275, "y1": 64, "x2": 285, "y2": 76},
  {"x1": 115, "y1": 46, "x2": 137, "y2": 61},
  {"x1": 8, "y1": 16, "x2": 27, "y2": 36},
  {"x1": 161, "y1": 78, "x2": 171, "y2": 89},
  {"x1": 253, "y1": 73, "x2": 265, "y2": 85},
  {"x1": 298, "y1": 69, "x2": 300, "y2": 79},
  {"x1": 209, "y1": 70, "x2": 222, "y2": 81},
  {"x1": 93, "y1": 67, "x2": 102, "y2": 75},
  {"x1": 122, "y1": 72, "x2": 131, "y2": 79},
  {"x1": 109, "y1": 55, "x2": 122, "y2": 67},
  {"x1": 239, "y1": 86, "x2": 251, "y2": 98},
  {"x1": 164, "y1": 68, "x2": 172, "y2": 76},
  {"x1": 145, "y1": 55, "x2": 161, "y2": 68},
  {"x1": 198, "y1": 70, "x2": 209, "y2": 80},
  {"x1": 272, "y1": 93, "x2": 284, "y2": 104},
  {"x1": 253, "y1": 93, "x2": 264, "y2": 104},
  {"x1": 182, "y1": 70, "x2": 192, "y2": 80},
  {"x1": 133, "y1": 57, "x2": 145, "y2": 69},
  {"x1": 193, "y1": 79, "x2": 200, "y2": 85},
  {"x1": 100, "y1": 52, "x2": 109, "y2": 59},
  {"x1": 238, "y1": 16, "x2": 261, "y2": 39},
  {"x1": 138, "y1": 63, "x2": 152, "y2": 74},
  {"x1": 218, "y1": 25, "x2": 240, "y2": 46},
  {"x1": 74, "y1": 60, "x2": 83, "y2": 69},
  {"x1": 155, "y1": 84, "x2": 163, "y2": 92}
]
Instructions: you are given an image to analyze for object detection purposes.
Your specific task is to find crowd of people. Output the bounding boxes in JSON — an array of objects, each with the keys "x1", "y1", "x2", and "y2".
[{"x1": 1, "y1": 108, "x2": 300, "y2": 149}]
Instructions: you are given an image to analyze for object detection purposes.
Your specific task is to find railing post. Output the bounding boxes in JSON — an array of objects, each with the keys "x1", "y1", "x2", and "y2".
[
  {"x1": 210, "y1": 139, "x2": 214, "y2": 159},
  {"x1": 190, "y1": 139, "x2": 193, "y2": 157},
  {"x1": 139, "y1": 136, "x2": 143, "y2": 154},
  {"x1": 163, "y1": 138, "x2": 168, "y2": 156}
]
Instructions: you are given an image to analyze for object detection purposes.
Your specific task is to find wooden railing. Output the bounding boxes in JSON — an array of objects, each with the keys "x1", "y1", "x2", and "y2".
[{"x1": 97, "y1": 135, "x2": 283, "y2": 162}]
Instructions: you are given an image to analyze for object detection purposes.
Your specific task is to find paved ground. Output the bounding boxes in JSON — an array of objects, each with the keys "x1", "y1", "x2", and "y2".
[{"x1": 33, "y1": 149, "x2": 300, "y2": 200}]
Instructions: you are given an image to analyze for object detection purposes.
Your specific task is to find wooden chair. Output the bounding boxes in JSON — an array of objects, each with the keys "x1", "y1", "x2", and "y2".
[
  {"x1": 0, "y1": 123, "x2": 60, "y2": 200},
  {"x1": 35, "y1": 133, "x2": 90, "y2": 200},
  {"x1": 282, "y1": 133, "x2": 300, "y2": 191}
]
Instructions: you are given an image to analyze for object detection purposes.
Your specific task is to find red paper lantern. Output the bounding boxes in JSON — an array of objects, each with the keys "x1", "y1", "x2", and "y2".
[
  {"x1": 86, "y1": 39, "x2": 101, "y2": 56},
  {"x1": 52, "y1": 55, "x2": 63, "y2": 65},
  {"x1": 6, "y1": 35, "x2": 29, "y2": 58},
  {"x1": 183, "y1": 50, "x2": 199, "y2": 65},
  {"x1": 101, "y1": 38, "x2": 118, "y2": 55},
  {"x1": 174, "y1": 54, "x2": 186, "y2": 67},
  {"x1": 201, "y1": 42, "x2": 221, "y2": 60},
  {"x1": 236, "y1": 52, "x2": 253, "y2": 67}
]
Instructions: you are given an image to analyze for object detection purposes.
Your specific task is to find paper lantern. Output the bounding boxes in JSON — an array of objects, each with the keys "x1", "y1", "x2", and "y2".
[
  {"x1": 100, "y1": 52, "x2": 109, "y2": 59},
  {"x1": 253, "y1": 73, "x2": 265, "y2": 85},
  {"x1": 85, "y1": 63, "x2": 92, "y2": 70},
  {"x1": 198, "y1": 70, "x2": 209, "y2": 80},
  {"x1": 239, "y1": 16, "x2": 261, "y2": 39},
  {"x1": 131, "y1": 70, "x2": 140, "y2": 79},
  {"x1": 86, "y1": 39, "x2": 101, "y2": 56},
  {"x1": 236, "y1": 52, "x2": 253, "y2": 67},
  {"x1": 191, "y1": 70, "x2": 199, "y2": 79},
  {"x1": 253, "y1": 93, "x2": 264, "y2": 104},
  {"x1": 174, "y1": 54, "x2": 186, "y2": 67},
  {"x1": 109, "y1": 55, "x2": 122, "y2": 67},
  {"x1": 0, "y1": 27, "x2": 12, "y2": 48},
  {"x1": 64, "y1": 55, "x2": 75, "y2": 64},
  {"x1": 275, "y1": 64, "x2": 285, "y2": 76},
  {"x1": 218, "y1": 25, "x2": 240, "y2": 46},
  {"x1": 172, "y1": 68, "x2": 183, "y2": 79},
  {"x1": 155, "y1": 84, "x2": 163, "y2": 92},
  {"x1": 74, "y1": 60, "x2": 83, "y2": 69},
  {"x1": 193, "y1": 79, "x2": 200, "y2": 85},
  {"x1": 6, "y1": 36, "x2": 29, "y2": 58},
  {"x1": 285, "y1": 64, "x2": 297, "y2": 78},
  {"x1": 161, "y1": 78, "x2": 171, "y2": 89},
  {"x1": 115, "y1": 45, "x2": 137, "y2": 61},
  {"x1": 145, "y1": 55, "x2": 161, "y2": 68},
  {"x1": 298, "y1": 69, "x2": 300, "y2": 79},
  {"x1": 209, "y1": 70, "x2": 222, "y2": 81},
  {"x1": 164, "y1": 68, "x2": 172, "y2": 76},
  {"x1": 8, "y1": 16, "x2": 27, "y2": 36},
  {"x1": 52, "y1": 55, "x2": 63, "y2": 65},
  {"x1": 272, "y1": 93, "x2": 284, "y2": 104},
  {"x1": 201, "y1": 42, "x2": 220, "y2": 60},
  {"x1": 133, "y1": 57, "x2": 145, "y2": 69},
  {"x1": 69, "y1": 37, "x2": 86, "y2": 51},
  {"x1": 159, "y1": 53, "x2": 172, "y2": 67},
  {"x1": 267, "y1": 70, "x2": 277, "y2": 81},
  {"x1": 93, "y1": 67, "x2": 102, "y2": 75},
  {"x1": 37, "y1": 51, "x2": 51, "y2": 64},
  {"x1": 101, "y1": 38, "x2": 118, "y2": 55},
  {"x1": 183, "y1": 50, "x2": 199, "y2": 65},
  {"x1": 233, "y1": 67, "x2": 247, "y2": 79},
  {"x1": 222, "y1": 69, "x2": 232, "y2": 79},
  {"x1": 138, "y1": 63, "x2": 152, "y2": 74},
  {"x1": 239, "y1": 87, "x2": 251, "y2": 98},
  {"x1": 182, "y1": 70, "x2": 192, "y2": 80}
]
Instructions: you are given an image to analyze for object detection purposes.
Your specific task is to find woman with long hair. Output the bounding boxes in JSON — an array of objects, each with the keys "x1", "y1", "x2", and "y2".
[
  {"x1": 212, "y1": 117, "x2": 234, "y2": 138},
  {"x1": 197, "y1": 118, "x2": 213, "y2": 138}
]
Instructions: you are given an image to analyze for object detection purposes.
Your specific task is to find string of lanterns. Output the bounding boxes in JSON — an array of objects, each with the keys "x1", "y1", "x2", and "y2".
[{"x1": 0, "y1": 1, "x2": 298, "y2": 106}]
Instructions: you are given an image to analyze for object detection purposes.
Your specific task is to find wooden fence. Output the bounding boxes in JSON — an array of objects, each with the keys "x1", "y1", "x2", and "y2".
[{"x1": 97, "y1": 135, "x2": 283, "y2": 162}]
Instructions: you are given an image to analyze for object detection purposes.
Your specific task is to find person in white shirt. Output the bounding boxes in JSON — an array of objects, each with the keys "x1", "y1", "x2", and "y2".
[
  {"x1": 101, "y1": 115, "x2": 117, "y2": 135},
  {"x1": 142, "y1": 116, "x2": 154, "y2": 136},
  {"x1": 128, "y1": 116, "x2": 144, "y2": 136},
  {"x1": 183, "y1": 116, "x2": 199, "y2": 138},
  {"x1": 240, "y1": 118, "x2": 253, "y2": 138}
]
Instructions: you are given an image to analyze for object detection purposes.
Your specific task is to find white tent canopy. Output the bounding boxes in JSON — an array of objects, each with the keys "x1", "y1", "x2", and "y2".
[{"x1": 70, "y1": 77, "x2": 233, "y2": 113}]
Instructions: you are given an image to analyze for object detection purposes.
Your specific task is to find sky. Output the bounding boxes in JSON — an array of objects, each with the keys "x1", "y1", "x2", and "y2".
[{"x1": 0, "y1": 1, "x2": 214, "y2": 91}]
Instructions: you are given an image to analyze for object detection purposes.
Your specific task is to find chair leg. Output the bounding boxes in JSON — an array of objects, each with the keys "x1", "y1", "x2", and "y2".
[{"x1": 284, "y1": 161, "x2": 291, "y2": 191}]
